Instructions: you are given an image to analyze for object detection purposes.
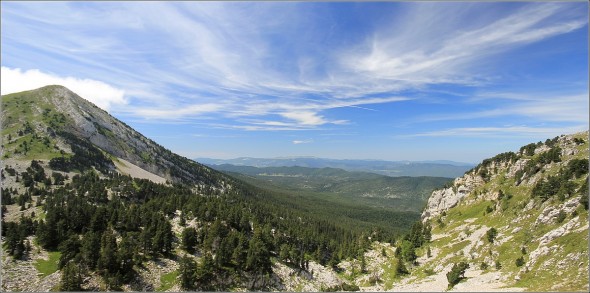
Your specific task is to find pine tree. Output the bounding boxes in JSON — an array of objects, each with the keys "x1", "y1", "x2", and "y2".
[
  {"x1": 232, "y1": 233, "x2": 247, "y2": 267},
  {"x1": 81, "y1": 231, "x2": 101, "y2": 269},
  {"x1": 118, "y1": 234, "x2": 136, "y2": 282},
  {"x1": 179, "y1": 256, "x2": 197, "y2": 290},
  {"x1": 446, "y1": 262, "x2": 469, "y2": 289},
  {"x1": 196, "y1": 253, "x2": 215, "y2": 290},
  {"x1": 60, "y1": 262, "x2": 82, "y2": 291},
  {"x1": 58, "y1": 235, "x2": 81, "y2": 269},
  {"x1": 181, "y1": 227, "x2": 198, "y2": 254},
  {"x1": 98, "y1": 229, "x2": 119, "y2": 277},
  {"x1": 246, "y1": 232, "x2": 272, "y2": 275}
]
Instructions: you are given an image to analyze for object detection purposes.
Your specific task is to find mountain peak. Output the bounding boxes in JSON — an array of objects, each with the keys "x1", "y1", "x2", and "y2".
[{"x1": 1, "y1": 86, "x2": 225, "y2": 186}]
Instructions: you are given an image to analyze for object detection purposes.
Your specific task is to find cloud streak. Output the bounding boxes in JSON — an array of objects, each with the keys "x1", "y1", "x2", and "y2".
[
  {"x1": 293, "y1": 139, "x2": 313, "y2": 144},
  {"x1": 404, "y1": 125, "x2": 588, "y2": 139}
]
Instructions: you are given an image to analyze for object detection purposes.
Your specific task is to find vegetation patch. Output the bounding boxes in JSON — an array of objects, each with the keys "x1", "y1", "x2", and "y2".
[
  {"x1": 157, "y1": 270, "x2": 179, "y2": 291},
  {"x1": 35, "y1": 251, "x2": 62, "y2": 277}
]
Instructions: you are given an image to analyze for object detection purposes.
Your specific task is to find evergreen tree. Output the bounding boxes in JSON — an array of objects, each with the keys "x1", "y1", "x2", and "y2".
[
  {"x1": 196, "y1": 253, "x2": 215, "y2": 290},
  {"x1": 58, "y1": 235, "x2": 81, "y2": 269},
  {"x1": 118, "y1": 234, "x2": 136, "y2": 282},
  {"x1": 246, "y1": 232, "x2": 272, "y2": 275},
  {"x1": 447, "y1": 262, "x2": 469, "y2": 289},
  {"x1": 179, "y1": 256, "x2": 197, "y2": 290},
  {"x1": 60, "y1": 262, "x2": 83, "y2": 291},
  {"x1": 81, "y1": 231, "x2": 101, "y2": 269},
  {"x1": 181, "y1": 227, "x2": 198, "y2": 254},
  {"x1": 232, "y1": 233, "x2": 247, "y2": 267},
  {"x1": 97, "y1": 229, "x2": 119, "y2": 278}
]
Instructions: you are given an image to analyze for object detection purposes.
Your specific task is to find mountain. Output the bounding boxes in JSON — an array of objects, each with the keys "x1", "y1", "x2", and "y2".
[
  {"x1": 209, "y1": 164, "x2": 449, "y2": 211},
  {"x1": 0, "y1": 86, "x2": 413, "y2": 292},
  {"x1": 2, "y1": 86, "x2": 587, "y2": 292},
  {"x1": 196, "y1": 157, "x2": 473, "y2": 178},
  {"x1": 1, "y1": 85, "x2": 225, "y2": 188},
  {"x1": 394, "y1": 131, "x2": 589, "y2": 291}
]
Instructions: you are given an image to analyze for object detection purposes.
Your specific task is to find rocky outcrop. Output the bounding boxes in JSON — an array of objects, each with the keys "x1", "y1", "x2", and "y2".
[
  {"x1": 534, "y1": 196, "x2": 582, "y2": 226},
  {"x1": 422, "y1": 173, "x2": 484, "y2": 221},
  {"x1": 506, "y1": 158, "x2": 529, "y2": 180}
]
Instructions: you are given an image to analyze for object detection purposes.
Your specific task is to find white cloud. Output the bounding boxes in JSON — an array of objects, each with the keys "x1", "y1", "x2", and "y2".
[
  {"x1": 280, "y1": 111, "x2": 327, "y2": 126},
  {"x1": 1, "y1": 67, "x2": 127, "y2": 111},
  {"x1": 416, "y1": 92, "x2": 589, "y2": 124},
  {"x1": 405, "y1": 125, "x2": 588, "y2": 138},
  {"x1": 293, "y1": 139, "x2": 313, "y2": 144},
  {"x1": 342, "y1": 3, "x2": 586, "y2": 86},
  {"x1": 133, "y1": 104, "x2": 225, "y2": 120},
  {"x1": 2, "y1": 2, "x2": 586, "y2": 132}
]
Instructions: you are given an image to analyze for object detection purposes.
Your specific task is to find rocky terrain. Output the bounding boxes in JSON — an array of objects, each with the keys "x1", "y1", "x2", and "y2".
[
  {"x1": 1, "y1": 86, "x2": 588, "y2": 292},
  {"x1": 413, "y1": 131, "x2": 589, "y2": 291}
]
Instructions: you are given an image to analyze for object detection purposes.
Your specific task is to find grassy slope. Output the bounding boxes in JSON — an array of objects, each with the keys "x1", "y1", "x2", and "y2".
[
  {"x1": 411, "y1": 132, "x2": 589, "y2": 291},
  {"x1": 2, "y1": 89, "x2": 69, "y2": 160}
]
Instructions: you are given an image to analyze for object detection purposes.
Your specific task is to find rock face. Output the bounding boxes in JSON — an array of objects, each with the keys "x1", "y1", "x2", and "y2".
[{"x1": 422, "y1": 173, "x2": 485, "y2": 221}]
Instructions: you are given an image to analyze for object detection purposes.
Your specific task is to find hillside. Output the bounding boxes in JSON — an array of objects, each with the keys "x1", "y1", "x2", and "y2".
[
  {"x1": 1, "y1": 85, "x2": 226, "y2": 187},
  {"x1": 397, "y1": 131, "x2": 589, "y2": 291},
  {"x1": 210, "y1": 164, "x2": 449, "y2": 211},
  {"x1": 0, "y1": 86, "x2": 412, "y2": 292},
  {"x1": 1, "y1": 86, "x2": 587, "y2": 292},
  {"x1": 198, "y1": 157, "x2": 473, "y2": 178}
]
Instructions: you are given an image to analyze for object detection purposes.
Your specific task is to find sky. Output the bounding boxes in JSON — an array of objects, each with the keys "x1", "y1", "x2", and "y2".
[{"x1": 1, "y1": 1, "x2": 588, "y2": 163}]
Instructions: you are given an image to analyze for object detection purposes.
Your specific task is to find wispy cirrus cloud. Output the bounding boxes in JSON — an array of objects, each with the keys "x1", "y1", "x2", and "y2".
[
  {"x1": 1, "y1": 1, "x2": 587, "y2": 134},
  {"x1": 341, "y1": 3, "x2": 586, "y2": 85},
  {"x1": 404, "y1": 125, "x2": 588, "y2": 139},
  {"x1": 414, "y1": 92, "x2": 588, "y2": 124}
]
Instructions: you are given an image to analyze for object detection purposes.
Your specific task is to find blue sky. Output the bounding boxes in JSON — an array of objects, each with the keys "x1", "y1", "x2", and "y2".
[{"x1": 1, "y1": 1, "x2": 588, "y2": 163}]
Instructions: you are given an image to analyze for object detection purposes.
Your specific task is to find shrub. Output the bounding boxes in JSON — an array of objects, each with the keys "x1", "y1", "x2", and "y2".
[
  {"x1": 495, "y1": 260, "x2": 502, "y2": 270},
  {"x1": 446, "y1": 261, "x2": 469, "y2": 289},
  {"x1": 573, "y1": 137, "x2": 585, "y2": 145},
  {"x1": 515, "y1": 256, "x2": 525, "y2": 267},
  {"x1": 480, "y1": 262, "x2": 488, "y2": 270},
  {"x1": 486, "y1": 228, "x2": 498, "y2": 243},
  {"x1": 555, "y1": 210, "x2": 566, "y2": 224}
]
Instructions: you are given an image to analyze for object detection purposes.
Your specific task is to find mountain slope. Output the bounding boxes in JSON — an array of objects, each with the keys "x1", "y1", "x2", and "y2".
[
  {"x1": 0, "y1": 86, "x2": 408, "y2": 292},
  {"x1": 400, "y1": 132, "x2": 589, "y2": 291},
  {"x1": 1, "y1": 85, "x2": 225, "y2": 187}
]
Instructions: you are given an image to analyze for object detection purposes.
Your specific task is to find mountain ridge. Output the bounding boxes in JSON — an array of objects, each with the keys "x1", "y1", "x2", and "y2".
[
  {"x1": 2, "y1": 85, "x2": 227, "y2": 188},
  {"x1": 197, "y1": 157, "x2": 473, "y2": 178}
]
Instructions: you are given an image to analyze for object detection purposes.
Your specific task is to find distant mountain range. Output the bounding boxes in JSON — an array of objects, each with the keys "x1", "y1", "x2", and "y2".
[{"x1": 195, "y1": 157, "x2": 474, "y2": 178}]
